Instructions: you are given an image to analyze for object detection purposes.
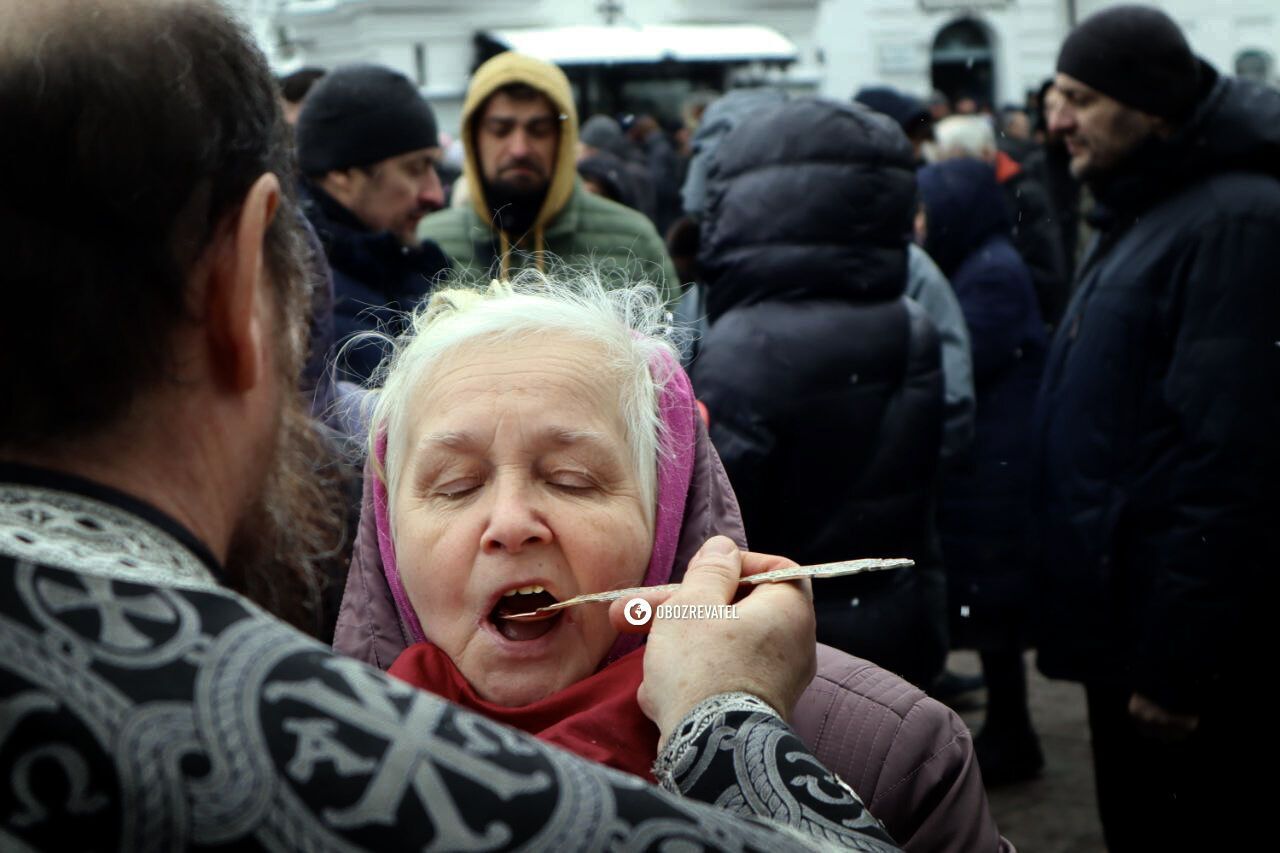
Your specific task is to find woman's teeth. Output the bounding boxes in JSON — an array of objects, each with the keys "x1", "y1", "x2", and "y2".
[
  {"x1": 491, "y1": 587, "x2": 561, "y2": 641},
  {"x1": 503, "y1": 585, "x2": 546, "y2": 597}
]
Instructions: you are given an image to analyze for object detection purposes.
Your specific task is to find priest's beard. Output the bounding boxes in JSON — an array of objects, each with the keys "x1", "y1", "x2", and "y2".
[
  {"x1": 223, "y1": 240, "x2": 353, "y2": 635},
  {"x1": 487, "y1": 179, "x2": 548, "y2": 240},
  {"x1": 225, "y1": 389, "x2": 350, "y2": 636}
]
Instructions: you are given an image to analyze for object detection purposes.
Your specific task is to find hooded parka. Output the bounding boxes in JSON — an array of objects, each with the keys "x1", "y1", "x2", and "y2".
[
  {"x1": 692, "y1": 98, "x2": 948, "y2": 688},
  {"x1": 417, "y1": 53, "x2": 678, "y2": 302}
]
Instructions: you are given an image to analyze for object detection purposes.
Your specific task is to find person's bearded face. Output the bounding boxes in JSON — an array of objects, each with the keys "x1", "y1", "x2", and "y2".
[
  {"x1": 476, "y1": 90, "x2": 560, "y2": 233},
  {"x1": 225, "y1": 230, "x2": 349, "y2": 634},
  {"x1": 1049, "y1": 73, "x2": 1164, "y2": 184},
  {"x1": 476, "y1": 91, "x2": 559, "y2": 191}
]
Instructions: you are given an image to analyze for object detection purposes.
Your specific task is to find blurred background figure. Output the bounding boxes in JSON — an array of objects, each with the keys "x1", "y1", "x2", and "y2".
[
  {"x1": 927, "y1": 89, "x2": 952, "y2": 123},
  {"x1": 999, "y1": 106, "x2": 1031, "y2": 143},
  {"x1": 917, "y1": 157, "x2": 1047, "y2": 786},
  {"x1": 295, "y1": 64, "x2": 451, "y2": 383},
  {"x1": 419, "y1": 53, "x2": 678, "y2": 300},
  {"x1": 577, "y1": 150, "x2": 639, "y2": 209},
  {"x1": 843, "y1": 91, "x2": 978, "y2": 478},
  {"x1": 681, "y1": 88, "x2": 788, "y2": 222},
  {"x1": 933, "y1": 115, "x2": 1069, "y2": 327},
  {"x1": 579, "y1": 113, "x2": 656, "y2": 220},
  {"x1": 434, "y1": 132, "x2": 464, "y2": 205},
  {"x1": 1024, "y1": 80, "x2": 1085, "y2": 283},
  {"x1": 676, "y1": 89, "x2": 719, "y2": 159},
  {"x1": 627, "y1": 113, "x2": 684, "y2": 234},
  {"x1": 277, "y1": 65, "x2": 325, "y2": 125},
  {"x1": 693, "y1": 97, "x2": 948, "y2": 690},
  {"x1": 671, "y1": 88, "x2": 789, "y2": 366},
  {"x1": 906, "y1": 243, "x2": 975, "y2": 470},
  {"x1": 854, "y1": 85, "x2": 934, "y2": 166},
  {"x1": 996, "y1": 106, "x2": 1035, "y2": 161}
]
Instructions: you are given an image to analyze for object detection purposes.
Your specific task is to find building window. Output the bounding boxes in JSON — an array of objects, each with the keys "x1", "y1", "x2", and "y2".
[{"x1": 414, "y1": 43, "x2": 427, "y2": 86}]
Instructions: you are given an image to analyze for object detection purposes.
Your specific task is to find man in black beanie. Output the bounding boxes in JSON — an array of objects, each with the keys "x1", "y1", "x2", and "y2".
[
  {"x1": 1033, "y1": 6, "x2": 1280, "y2": 850},
  {"x1": 1051, "y1": 4, "x2": 1201, "y2": 184},
  {"x1": 296, "y1": 64, "x2": 450, "y2": 382}
]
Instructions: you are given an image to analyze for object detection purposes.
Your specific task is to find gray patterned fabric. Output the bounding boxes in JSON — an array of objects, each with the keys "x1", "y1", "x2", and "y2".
[{"x1": 0, "y1": 475, "x2": 899, "y2": 851}]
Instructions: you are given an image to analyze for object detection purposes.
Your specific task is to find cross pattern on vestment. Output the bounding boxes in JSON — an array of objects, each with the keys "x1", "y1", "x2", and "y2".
[
  {"x1": 36, "y1": 574, "x2": 175, "y2": 650},
  {"x1": 263, "y1": 657, "x2": 552, "y2": 849}
]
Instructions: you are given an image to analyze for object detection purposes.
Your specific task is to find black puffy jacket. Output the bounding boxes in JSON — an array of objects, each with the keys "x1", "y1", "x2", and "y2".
[
  {"x1": 693, "y1": 98, "x2": 947, "y2": 686},
  {"x1": 1033, "y1": 67, "x2": 1280, "y2": 713},
  {"x1": 919, "y1": 159, "x2": 1046, "y2": 646}
]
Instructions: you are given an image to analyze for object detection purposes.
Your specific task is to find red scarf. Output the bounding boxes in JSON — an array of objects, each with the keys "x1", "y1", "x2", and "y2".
[{"x1": 389, "y1": 643, "x2": 658, "y2": 781}]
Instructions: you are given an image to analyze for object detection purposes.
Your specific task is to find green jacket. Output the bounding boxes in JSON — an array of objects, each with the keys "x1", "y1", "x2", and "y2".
[
  {"x1": 419, "y1": 52, "x2": 679, "y2": 304},
  {"x1": 420, "y1": 180, "x2": 680, "y2": 304}
]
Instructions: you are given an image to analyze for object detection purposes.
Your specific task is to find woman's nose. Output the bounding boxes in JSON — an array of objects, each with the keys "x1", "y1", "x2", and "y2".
[{"x1": 481, "y1": 479, "x2": 551, "y2": 554}]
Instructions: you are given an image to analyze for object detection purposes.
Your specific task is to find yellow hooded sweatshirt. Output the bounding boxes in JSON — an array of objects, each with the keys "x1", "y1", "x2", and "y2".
[{"x1": 418, "y1": 52, "x2": 679, "y2": 302}]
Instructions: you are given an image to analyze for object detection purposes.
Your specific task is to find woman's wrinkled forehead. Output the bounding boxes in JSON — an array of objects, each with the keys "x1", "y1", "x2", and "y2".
[{"x1": 394, "y1": 334, "x2": 630, "y2": 457}]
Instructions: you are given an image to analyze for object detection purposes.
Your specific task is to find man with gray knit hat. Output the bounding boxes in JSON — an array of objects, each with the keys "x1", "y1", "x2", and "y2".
[
  {"x1": 296, "y1": 63, "x2": 450, "y2": 382},
  {"x1": 1033, "y1": 5, "x2": 1280, "y2": 849}
]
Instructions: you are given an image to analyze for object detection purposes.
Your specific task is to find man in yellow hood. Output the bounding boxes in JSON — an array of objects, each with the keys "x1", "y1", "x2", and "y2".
[{"x1": 418, "y1": 52, "x2": 679, "y2": 302}]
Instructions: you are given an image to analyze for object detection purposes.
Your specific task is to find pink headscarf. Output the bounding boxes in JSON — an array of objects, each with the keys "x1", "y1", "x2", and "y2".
[{"x1": 371, "y1": 346, "x2": 699, "y2": 659}]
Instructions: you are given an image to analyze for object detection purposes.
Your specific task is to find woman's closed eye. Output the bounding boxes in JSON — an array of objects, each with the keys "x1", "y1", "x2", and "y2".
[
  {"x1": 433, "y1": 477, "x2": 483, "y2": 499},
  {"x1": 545, "y1": 470, "x2": 597, "y2": 491}
]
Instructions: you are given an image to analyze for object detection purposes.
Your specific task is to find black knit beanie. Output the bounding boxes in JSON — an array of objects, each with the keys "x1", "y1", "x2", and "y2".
[
  {"x1": 296, "y1": 64, "x2": 439, "y2": 175},
  {"x1": 1056, "y1": 5, "x2": 1201, "y2": 121}
]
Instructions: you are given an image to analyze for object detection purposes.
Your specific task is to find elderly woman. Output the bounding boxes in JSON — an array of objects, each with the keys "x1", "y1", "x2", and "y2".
[
  {"x1": 363, "y1": 276, "x2": 721, "y2": 779},
  {"x1": 333, "y1": 274, "x2": 1011, "y2": 852}
]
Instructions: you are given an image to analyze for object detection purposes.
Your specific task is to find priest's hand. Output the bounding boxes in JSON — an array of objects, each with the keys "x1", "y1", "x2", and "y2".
[{"x1": 609, "y1": 535, "x2": 817, "y2": 748}]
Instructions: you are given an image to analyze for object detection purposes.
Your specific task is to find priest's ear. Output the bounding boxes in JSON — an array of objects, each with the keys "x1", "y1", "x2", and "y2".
[{"x1": 201, "y1": 172, "x2": 281, "y2": 392}]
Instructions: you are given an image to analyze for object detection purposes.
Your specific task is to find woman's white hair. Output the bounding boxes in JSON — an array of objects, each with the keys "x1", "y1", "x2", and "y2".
[
  {"x1": 367, "y1": 266, "x2": 684, "y2": 530},
  {"x1": 932, "y1": 115, "x2": 997, "y2": 162}
]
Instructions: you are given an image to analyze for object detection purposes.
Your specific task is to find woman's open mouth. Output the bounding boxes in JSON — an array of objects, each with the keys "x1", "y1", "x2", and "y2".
[{"x1": 489, "y1": 586, "x2": 563, "y2": 641}]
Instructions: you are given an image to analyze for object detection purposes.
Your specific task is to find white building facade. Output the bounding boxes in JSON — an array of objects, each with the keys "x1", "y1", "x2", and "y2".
[
  {"x1": 818, "y1": 0, "x2": 1277, "y2": 109},
  {"x1": 271, "y1": 0, "x2": 826, "y2": 134},
  {"x1": 257, "y1": 0, "x2": 1278, "y2": 136}
]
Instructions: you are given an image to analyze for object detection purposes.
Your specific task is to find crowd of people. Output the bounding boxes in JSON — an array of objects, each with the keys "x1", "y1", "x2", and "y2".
[{"x1": 2, "y1": 1, "x2": 1276, "y2": 850}]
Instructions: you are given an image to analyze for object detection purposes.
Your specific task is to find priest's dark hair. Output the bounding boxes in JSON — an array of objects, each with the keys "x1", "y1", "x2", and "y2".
[{"x1": 0, "y1": 0, "x2": 307, "y2": 449}]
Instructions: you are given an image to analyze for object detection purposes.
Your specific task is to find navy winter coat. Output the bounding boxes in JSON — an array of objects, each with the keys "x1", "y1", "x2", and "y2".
[
  {"x1": 918, "y1": 159, "x2": 1046, "y2": 646},
  {"x1": 1032, "y1": 67, "x2": 1280, "y2": 713},
  {"x1": 693, "y1": 98, "x2": 947, "y2": 687},
  {"x1": 300, "y1": 182, "x2": 451, "y2": 383}
]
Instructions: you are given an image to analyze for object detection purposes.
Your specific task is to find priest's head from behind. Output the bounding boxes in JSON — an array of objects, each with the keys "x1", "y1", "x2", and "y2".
[{"x1": 0, "y1": 0, "x2": 338, "y2": 624}]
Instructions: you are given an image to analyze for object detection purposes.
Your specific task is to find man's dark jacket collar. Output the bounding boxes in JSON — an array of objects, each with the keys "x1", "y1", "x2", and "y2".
[{"x1": 298, "y1": 180, "x2": 446, "y2": 295}]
